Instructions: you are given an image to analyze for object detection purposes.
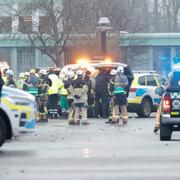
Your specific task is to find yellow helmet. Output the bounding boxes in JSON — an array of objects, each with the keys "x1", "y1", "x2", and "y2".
[{"x1": 30, "y1": 69, "x2": 36, "y2": 74}]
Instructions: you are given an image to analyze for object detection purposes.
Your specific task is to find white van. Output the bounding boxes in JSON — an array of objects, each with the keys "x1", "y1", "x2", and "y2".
[{"x1": 0, "y1": 86, "x2": 37, "y2": 147}]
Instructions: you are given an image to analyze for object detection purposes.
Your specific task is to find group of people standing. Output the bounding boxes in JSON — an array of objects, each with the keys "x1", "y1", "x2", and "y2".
[
  {"x1": 0, "y1": 65, "x2": 134, "y2": 125},
  {"x1": 94, "y1": 66, "x2": 133, "y2": 125}
]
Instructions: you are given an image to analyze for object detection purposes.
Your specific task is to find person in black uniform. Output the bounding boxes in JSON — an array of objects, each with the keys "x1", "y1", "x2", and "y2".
[
  {"x1": 95, "y1": 68, "x2": 109, "y2": 118},
  {"x1": 124, "y1": 65, "x2": 134, "y2": 97}
]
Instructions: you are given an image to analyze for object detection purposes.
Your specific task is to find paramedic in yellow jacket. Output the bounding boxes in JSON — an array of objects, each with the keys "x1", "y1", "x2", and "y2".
[
  {"x1": 70, "y1": 70, "x2": 89, "y2": 125},
  {"x1": 48, "y1": 69, "x2": 63, "y2": 119}
]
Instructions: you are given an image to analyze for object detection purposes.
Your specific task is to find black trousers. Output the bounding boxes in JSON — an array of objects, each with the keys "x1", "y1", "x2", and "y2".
[
  {"x1": 48, "y1": 94, "x2": 59, "y2": 118},
  {"x1": 95, "y1": 91, "x2": 108, "y2": 118}
]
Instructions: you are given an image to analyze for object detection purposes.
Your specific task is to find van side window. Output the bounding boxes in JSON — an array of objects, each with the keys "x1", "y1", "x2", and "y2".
[
  {"x1": 138, "y1": 76, "x2": 146, "y2": 86},
  {"x1": 147, "y1": 75, "x2": 157, "y2": 86}
]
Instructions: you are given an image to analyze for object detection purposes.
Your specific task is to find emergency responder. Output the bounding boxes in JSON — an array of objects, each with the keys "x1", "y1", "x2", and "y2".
[
  {"x1": 106, "y1": 69, "x2": 118, "y2": 123},
  {"x1": 59, "y1": 82, "x2": 69, "y2": 118},
  {"x1": 38, "y1": 69, "x2": 50, "y2": 122},
  {"x1": 28, "y1": 69, "x2": 39, "y2": 87},
  {"x1": 24, "y1": 72, "x2": 30, "y2": 79},
  {"x1": 0, "y1": 70, "x2": 4, "y2": 99},
  {"x1": 84, "y1": 70, "x2": 94, "y2": 118},
  {"x1": 154, "y1": 106, "x2": 161, "y2": 132},
  {"x1": 95, "y1": 67, "x2": 109, "y2": 118},
  {"x1": 48, "y1": 69, "x2": 63, "y2": 119},
  {"x1": 70, "y1": 70, "x2": 89, "y2": 125},
  {"x1": 5, "y1": 69, "x2": 16, "y2": 88},
  {"x1": 23, "y1": 72, "x2": 30, "y2": 90},
  {"x1": 124, "y1": 65, "x2": 134, "y2": 97},
  {"x1": 64, "y1": 71, "x2": 75, "y2": 123},
  {"x1": 25, "y1": 69, "x2": 39, "y2": 97},
  {"x1": 17, "y1": 73, "x2": 25, "y2": 90},
  {"x1": 110, "y1": 66, "x2": 129, "y2": 124},
  {"x1": 2, "y1": 69, "x2": 8, "y2": 85}
]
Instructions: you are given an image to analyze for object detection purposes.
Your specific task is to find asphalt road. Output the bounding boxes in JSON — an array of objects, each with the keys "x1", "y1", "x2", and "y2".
[{"x1": 1, "y1": 114, "x2": 180, "y2": 180}]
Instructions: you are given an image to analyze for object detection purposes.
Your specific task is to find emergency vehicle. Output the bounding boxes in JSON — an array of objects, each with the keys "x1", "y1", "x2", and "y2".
[
  {"x1": 0, "y1": 86, "x2": 37, "y2": 147},
  {"x1": 128, "y1": 71, "x2": 165, "y2": 117}
]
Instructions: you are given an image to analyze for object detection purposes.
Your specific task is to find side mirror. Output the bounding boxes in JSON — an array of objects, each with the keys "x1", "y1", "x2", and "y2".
[{"x1": 155, "y1": 87, "x2": 164, "y2": 96}]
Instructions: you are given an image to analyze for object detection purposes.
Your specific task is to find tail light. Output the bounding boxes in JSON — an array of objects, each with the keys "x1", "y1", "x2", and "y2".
[
  {"x1": 130, "y1": 88, "x2": 137, "y2": 92},
  {"x1": 162, "y1": 96, "x2": 171, "y2": 113}
]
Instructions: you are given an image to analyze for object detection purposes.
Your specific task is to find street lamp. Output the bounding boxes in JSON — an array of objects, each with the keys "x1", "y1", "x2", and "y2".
[{"x1": 97, "y1": 17, "x2": 112, "y2": 59}]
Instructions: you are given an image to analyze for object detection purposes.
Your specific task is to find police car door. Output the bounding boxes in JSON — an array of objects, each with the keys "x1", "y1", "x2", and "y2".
[{"x1": 146, "y1": 75, "x2": 161, "y2": 106}]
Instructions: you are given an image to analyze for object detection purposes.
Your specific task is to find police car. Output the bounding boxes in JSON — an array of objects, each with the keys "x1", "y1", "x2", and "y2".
[
  {"x1": 0, "y1": 86, "x2": 37, "y2": 147},
  {"x1": 128, "y1": 71, "x2": 166, "y2": 117}
]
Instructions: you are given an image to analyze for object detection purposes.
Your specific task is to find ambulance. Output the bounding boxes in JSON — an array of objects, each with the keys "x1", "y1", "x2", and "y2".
[{"x1": 0, "y1": 86, "x2": 37, "y2": 147}]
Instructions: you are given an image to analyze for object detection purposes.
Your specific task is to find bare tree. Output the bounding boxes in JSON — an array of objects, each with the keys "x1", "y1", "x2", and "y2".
[{"x1": 7, "y1": 0, "x2": 85, "y2": 67}]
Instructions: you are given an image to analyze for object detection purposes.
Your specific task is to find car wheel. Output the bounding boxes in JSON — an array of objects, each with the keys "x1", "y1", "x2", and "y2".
[
  {"x1": 160, "y1": 117, "x2": 172, "y2": 141},
  {"x1": 137, "y1": 98, "x2": 152, "y2": 118},
  {"x1": 0, "y1": 116, "x2": 7, "y2": 147}
]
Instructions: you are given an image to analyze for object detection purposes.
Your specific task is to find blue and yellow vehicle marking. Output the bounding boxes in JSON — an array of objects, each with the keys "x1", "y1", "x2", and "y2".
[
  {"x1": 1, "y1": 91, "x2": 36, "y2": 129},
  {"x1": 136, "y1": 88, "x2": 148, "y2": 97}
]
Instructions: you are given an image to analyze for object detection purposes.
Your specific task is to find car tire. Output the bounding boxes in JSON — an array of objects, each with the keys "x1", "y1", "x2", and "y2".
[
  {"x1": 160, "y1": 117, "x2": 172, "y2": 141},
  {"x1": 0, "y1": 116, "x2": 7, "y2": 147},
  {"x1": 136, "y1": 98, "x2": 152, "y2": 118}
]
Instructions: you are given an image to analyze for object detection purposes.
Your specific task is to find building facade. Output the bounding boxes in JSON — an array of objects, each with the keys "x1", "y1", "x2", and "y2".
[
  {"x1": 0, "y1": 0, "x2": 62, "y2": 76},
  {"x1": 120, "y1": 33, "x2": 180, "y2": 77}
]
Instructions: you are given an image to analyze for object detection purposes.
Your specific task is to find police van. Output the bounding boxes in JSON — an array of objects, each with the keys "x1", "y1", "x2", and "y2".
[{"x1": 0, "y1": 86, "x2": 37, "y2": 147}]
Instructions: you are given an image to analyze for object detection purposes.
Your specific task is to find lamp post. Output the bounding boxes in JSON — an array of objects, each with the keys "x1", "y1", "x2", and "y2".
[{"x1": 97, "y1": 17, "x2": 112, "y2": 59}]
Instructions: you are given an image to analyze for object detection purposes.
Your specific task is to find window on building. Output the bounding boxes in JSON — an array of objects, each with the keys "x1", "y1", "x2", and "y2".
[
  {"x1": 17, "y1": 47, "x2": 35, "y2": 73},
  {"x1": 138, "y1": 76, "x2": 146, "y2": 86},
  {"x1": 19, "y1": 16, "x2": 32, "y2": 33},
  {"x1": 146, "y1": 75, "x2": 157, "y2": 86},
  {"x1": 0, "y1": 17, "x2": 12, "y2": 33},
  {"x1": 39, "y1": 16, "x2": 53, "y2": 34},
  {"x1": 0, "y1": 48, "x2": 11, "y2": 65}
]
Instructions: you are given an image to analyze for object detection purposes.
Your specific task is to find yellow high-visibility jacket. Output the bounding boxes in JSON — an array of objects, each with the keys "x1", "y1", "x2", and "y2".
[{"x1": 48, "y1": 74, "x2": 63, "y2": 95}]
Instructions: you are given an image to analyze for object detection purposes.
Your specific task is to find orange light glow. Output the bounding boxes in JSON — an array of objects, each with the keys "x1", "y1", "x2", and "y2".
[
  {"x1": 77, "y1": 58, "x2": 89, "y2": 65},
  {"x1": 105, "y1": 58, "x2": 112, "y2": 63}
]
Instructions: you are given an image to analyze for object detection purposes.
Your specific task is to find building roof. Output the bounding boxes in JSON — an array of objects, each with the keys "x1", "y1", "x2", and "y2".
[{"x1": 119, "y1": 33, "x2": 180, "y2": 47}]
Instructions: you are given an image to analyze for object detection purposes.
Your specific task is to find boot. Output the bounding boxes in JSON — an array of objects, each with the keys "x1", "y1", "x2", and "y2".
[
  {"x1": 69, "y1": 121, "x2": 80, "y2": 126},
  {"x1": 82, "y1": 121, "x2": 90, "y2": 125},
  {"x1": 110, "y1": 120, "x2": 119, "y2": 124},
  {"x1": 105, "y1": 119, "x2": 112, "y2": 124},
  {"x1": 153, "y1": 126, "x2": 159, "y2": 133}
]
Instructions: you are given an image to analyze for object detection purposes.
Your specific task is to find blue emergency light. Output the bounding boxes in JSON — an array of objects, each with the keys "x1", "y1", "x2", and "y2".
[
  {"x1": 172, "y1": 56, "x2": 180, "y2": 71},
  {"x1": 173, "y1": 56, "x2": 180, "y2": 64}
]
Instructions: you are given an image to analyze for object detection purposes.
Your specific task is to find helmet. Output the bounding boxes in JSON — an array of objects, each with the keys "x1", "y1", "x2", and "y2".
[
  {"x1": 39, "y1": 69, "x2": 47, "y2": 75},
  {"x1": 67, "y1": 71, "x2": 75, "y2": 78},
  {"x1": 117, "y1": 66, "x2": 124, "y2": 73},
  {"x1": 6, "y1": 69, "x2": 13, "y2": 76},
  {"x1": 24, "y1": 72, "x2": 30, "y2": 76},
  {"x1": 30, "y1": 69, "x2": 36, "y2": 74},
  {"x1": 19, "y1": 73, "x2": 25, "y2": 78},
  {"x1": 110, "y1": 69, "x2": 117, "y2": 76},
  {"x1": 35, "y1": 73, "x2": 39, "y2": 78},
  {"x1": 77, "y1": 70, "x2": 83, "y2": 76}
]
